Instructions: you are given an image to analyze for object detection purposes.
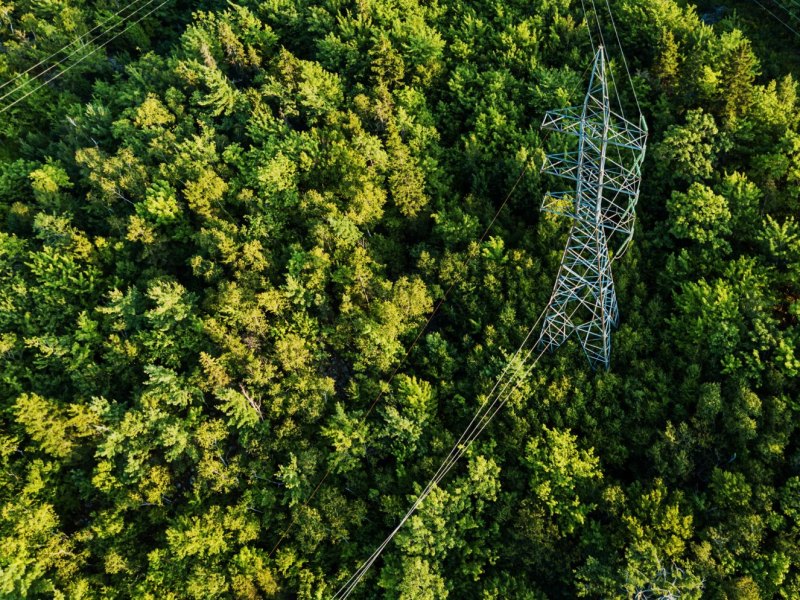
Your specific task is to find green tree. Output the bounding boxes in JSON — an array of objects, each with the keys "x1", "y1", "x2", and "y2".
[
  {"x1": 667, "y1": 182, "x2": 732, "y2": 253},
  {"x1": 523, "y1": 426, "x2": 602, "y2": 535},
  {"x1": 655, "y1": 109, "x2": 720, "y2": 184}
]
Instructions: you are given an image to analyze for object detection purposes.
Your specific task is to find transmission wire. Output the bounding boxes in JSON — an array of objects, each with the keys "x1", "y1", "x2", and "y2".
[
  {"x1": 578, "y1": 0, "x2": 623, "y2": 123},
  {"x1": 587, "y1": 0, "x2": 610, "y2": 85},
  {"x1": 579, "y1": 0, "x2": 624, "y2": 125},
  {"x1": 578, "y1": 0, "x2": 597, "y2": 55},
  {"x1": 751, "y1": 0, "x2": 800, "y2": 38},
  {"x1": 0, "y1": 0, "x2": 170, "y2": 114},
  {"x1": 266, "y1": 159, "x2": 534, "y2": 561},
  {"x1": 771, "y1": 0, "x2": 800, "y2": 20},
  {"x1": 587, "y1": 0, "x2": 630, "y2": 125},
  {"x1": 333, "y1": 312, "x2": 552, "y2": 598},
  {"x1": 0, "y1": 0, "x2": 162, "y2": 105},
  {"x1": 602, "y1": 0, "x2": 642, "y2": 115},
  {"x1": 0, "y1": 0, "x2": 152, "y2": 93},
  {"x1": 332, "y1": 291, "x2": 592, "y2": 598},
  {"x1": 332, "y1": 60, "x2": 634, "y2": 590}
]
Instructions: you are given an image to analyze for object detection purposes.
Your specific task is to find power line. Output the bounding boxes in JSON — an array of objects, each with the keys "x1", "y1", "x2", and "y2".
[
  {"x1": 579, "y1": 0, "x2": 644, "y2": 119},
  {"x1": 0, "y1": 0, "x2": 162, "y2": 105},
  {"x1": 333, "y1": 12, "x2": 648, "y2": 597},
  {"x1": 751, "y1": 0, "x2": 800, "y2": 38},
  {"x1": 334, "y1": 275, "x2": 594, "y2": 597},
  {"x1": 266, "y1": 159, "x2": 534, "y2": 560},
  {"x1": 333, "y1": 42, "x2": 648, "y2": 596},
  {"x1": 332, "y1": 348, "x2": 549, "y2": 598},
  {"x1": 773, "y1": 0, "x2": 800, "y2": 18},
  {"x1": 332, "y1": 303, "x2": 564, "y2": 598},
  {"x1": 602, "y1": 0, "x2": 642, "y2": 115},
  {"x1": 579, "y1": 0, "x2": 597, "y2": 56},
  {"x1": 587, "y1": 0, "x2": 609, "y2": 67},
  {"x1": 0, "y1": 0, "x2": 171, "y2": 114},
  {"x1": 0, "y1": 0, "x2": 152, "y2": 93},
  {"x1": 581, "y1": 0, "x2": 639, "y2": 123},
  {"x1": 770, "y1": 0, "x2": 800, "y2": 31},
  {"x1": 588, "y1": 0, "x2": 627, "y2": 123}
]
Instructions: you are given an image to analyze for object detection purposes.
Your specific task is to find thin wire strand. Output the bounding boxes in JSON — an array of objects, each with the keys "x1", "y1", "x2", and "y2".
[
  {"x1": 770, "y1": 0, "x2": 800, "y2": 39},
  {"x1": 771, "y1": 0, "x2": 800, "y2": 19},
  {"x1": 588, "y1": 0, "x2": 609, "y2": 69},
  {"x1": 602, "y1": 0, "x2": 642, "y2": 115},
  {"x1": 333, "y1": 297, "x2": 587, "y2": 599},
  {"x1": 0, "y1": 0, "x2": 161, "y2": 105},
  {"x1": 751, "y1": 0, "x2": 800, "y2": 38},
  {"x1": 578, "y1": 0, "x2": 597, "y2": 55},
  {"x1": 421, "y1": 316, "x2": 545, "y2": 492},
  {"x1": 587, "y1": 0, "x2": 627, "y2": 124},
  {"x1": 333, "y1": 340, "x2": 547, "y2": 599},
  {"x1": 267, "y1": 159, "x2": 533, "y2": 560},
  {"x1": 332, "y1": 54, "x2": 636, "y2": 589},
  {"x1": 0, "y1": 0, "x2": 151, "y2": 93},
  {"x1": 0, "y1": 0, "x2": 169, "y2": 114},
  {"x1": 388, "y1": 305, "x2": 551, "y2": 528},
  {"x1": 584, "y1": 0, "x2": 625, "y2": 124},
  {"x1": 334, "y1": 291, "x2": 591, "y2": 597}
]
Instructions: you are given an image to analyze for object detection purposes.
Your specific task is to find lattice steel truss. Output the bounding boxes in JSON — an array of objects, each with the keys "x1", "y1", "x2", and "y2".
[{"x1": 539, "y1": 46, "x2": 647, "y2": 370}]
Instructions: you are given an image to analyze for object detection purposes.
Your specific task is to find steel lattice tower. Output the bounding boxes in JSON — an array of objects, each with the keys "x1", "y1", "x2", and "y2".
[{"x1": 538, "y1": 46, "x2": 648, "y2": 369}]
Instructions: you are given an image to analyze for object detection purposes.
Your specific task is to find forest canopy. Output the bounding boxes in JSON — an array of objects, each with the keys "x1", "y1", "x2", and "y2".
[{"x1": 0, "y1": 0, "x2": 799, "y2": 598}]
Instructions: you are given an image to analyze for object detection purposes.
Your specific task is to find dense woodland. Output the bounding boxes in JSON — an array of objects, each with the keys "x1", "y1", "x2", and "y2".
[{"x1": 0, "y1": 0, "x2": 799, "y2": 598}]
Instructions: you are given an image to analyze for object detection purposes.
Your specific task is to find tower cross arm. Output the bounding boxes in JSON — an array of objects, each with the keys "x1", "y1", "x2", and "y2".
[
  {"x1": 541, "y1": 107, "x2": 647, "y2": 150},
  {"x1": 542, "y1": 152, "x2": 643, "y2": 197}
]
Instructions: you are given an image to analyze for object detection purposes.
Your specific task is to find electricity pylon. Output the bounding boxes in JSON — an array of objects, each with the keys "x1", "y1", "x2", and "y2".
[{"x1": 538, "y1": 46, "x2": 647, "y2": 369}]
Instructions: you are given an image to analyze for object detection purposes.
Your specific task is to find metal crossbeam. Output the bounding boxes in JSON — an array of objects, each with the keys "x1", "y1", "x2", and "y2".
[{"x1": 539, "y1": 46, "x2": 647, "y2": 369}]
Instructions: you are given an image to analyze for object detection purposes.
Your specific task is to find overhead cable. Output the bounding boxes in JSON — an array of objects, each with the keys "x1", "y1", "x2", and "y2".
[
  {"x1": 579, "y1": 0, "x2": 597, "y2": 56},
  {"x1": 771, "y1": 0, "x2": 800, "y2": 21},
  {"x1": 602, "y1": 0, "x2": 642, "y2": 115},
  {"x1": 0, "y1": 0, "x2": 153, "y2": 93},
  {"x1": 332, "y1": 303, "x2": 566, "y2": 599},
  {"x1": 752, "y1": 0, "x2": 800, "y2": 38},
  {"x1": 588, "y1": 0, "x2": 628, "y2": 123},
  {"x1": 0, "y1": 0, "x2": 169, "y2": 114},
  {"x1": 266, "y1": 160, "x2": 534, "y2": 560}
]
